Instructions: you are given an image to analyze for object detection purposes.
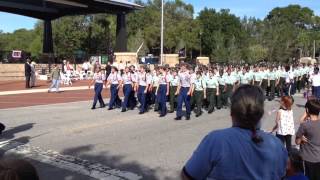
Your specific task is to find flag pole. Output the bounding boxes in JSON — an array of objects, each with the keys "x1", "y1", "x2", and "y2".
[{"x1": 160, "y1": 0, "x2": 164, "y2": 65}]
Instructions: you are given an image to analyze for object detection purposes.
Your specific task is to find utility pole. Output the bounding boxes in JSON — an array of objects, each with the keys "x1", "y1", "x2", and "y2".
[
  {"x1": 313, "y1": 40, "x2": 316, "y2": 59},
  {"x1": 160, "y1": 0, "x2": 164, "y2": 65}
]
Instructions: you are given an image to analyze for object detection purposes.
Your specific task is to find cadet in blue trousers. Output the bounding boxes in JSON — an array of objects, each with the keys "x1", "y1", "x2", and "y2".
[
  {"x1": 156, "y1": 66, "x2": 170, "y2": 117},
  {"x1": 106, "y1": 67, "x2": 122, "y2": 110},
  {"x1": 121, "y1": 67, "x2": 134, "y2": 112},
  {"x1": 175, "y1": 64, "x2": 193, "y2": 120},
  {"x1": 89, "y1": 67, "x2": 106, "y2": 110},
  {"x1": 137, "y1": 66, "x2": 151, "y2": 114}
]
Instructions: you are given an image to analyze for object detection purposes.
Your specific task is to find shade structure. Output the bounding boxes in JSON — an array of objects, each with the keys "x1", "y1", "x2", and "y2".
[{"x1": 0, "y1": 0, "x2": 143, "y2": 53}]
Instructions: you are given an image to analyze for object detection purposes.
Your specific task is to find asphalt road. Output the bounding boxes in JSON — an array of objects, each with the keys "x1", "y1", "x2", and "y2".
[{"x1": 0, "y1": 94, "x2": 307, "y2": 180}]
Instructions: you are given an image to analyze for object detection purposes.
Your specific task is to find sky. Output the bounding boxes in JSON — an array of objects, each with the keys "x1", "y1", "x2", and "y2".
[{"x1": 0, "y1": 0, "x2": 319, "y2": 33}]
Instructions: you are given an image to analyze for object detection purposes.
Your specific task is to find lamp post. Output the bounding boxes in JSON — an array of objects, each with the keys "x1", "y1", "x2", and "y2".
[
  {"x1": 160, "y1": 0, "x2": 164, "y2": 65},
  {"x1": 199, "y1": 31, "x2": 203, "y2": 57}
]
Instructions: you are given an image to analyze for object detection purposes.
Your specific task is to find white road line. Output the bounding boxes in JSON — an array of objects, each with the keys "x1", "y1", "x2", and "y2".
[{"x1": 0, "y1": 140, "x2": 142, "y2": 180}]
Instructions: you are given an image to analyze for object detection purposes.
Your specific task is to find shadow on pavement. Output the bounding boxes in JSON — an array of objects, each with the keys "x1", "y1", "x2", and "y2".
[
  {"x1": 62, "y1": 145, "x2": 173, "y2": 180},
  {"x1": 1, "y1": 123, "x2": 35, "y2": 140}
]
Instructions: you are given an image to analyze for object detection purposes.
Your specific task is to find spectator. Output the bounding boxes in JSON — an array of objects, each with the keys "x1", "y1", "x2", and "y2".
[
  {"x1": 182, "y1": 85, "x2": 287, "y2": 180},
  {"x1": 284, "y1": 148, "x2": 308, "y2": 180},
  {"x1": 48, "y1": 64, "x2": 61, "y2": 93},
  {"x1": 0, "y1": 159, "x2": 39, "y2": 180},
  {"x1": 271, "y1": 96, "x2": 295, "y2": 152},
  {"x1": 30, "y1": 61, "x2": 36, "y2": 88},
  {"x1": 82, "y1": 60, "x2": 91, "y2": 74},
  {"x1": 24, "y1": 59, "x2": 31, "y2": 89},
  {"x1": 295, "y1": 99, "x2": 320, "y2": 180}
]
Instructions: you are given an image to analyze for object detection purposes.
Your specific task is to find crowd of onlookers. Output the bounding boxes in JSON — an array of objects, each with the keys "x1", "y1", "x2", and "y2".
[{"x1": 182, "y1": 85, "x2": 320, "y2": 180}]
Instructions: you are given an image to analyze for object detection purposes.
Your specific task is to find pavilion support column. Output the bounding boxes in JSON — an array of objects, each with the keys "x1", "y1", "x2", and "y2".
[
  {"x1": 43, "y1": 20, "x2": 54, "y2": 54},
  {"x1": 43, "y1": 20, "x2": 54, "y2": 72},
  {"x1": 115, "y1": 12, "x2": 127, "y2": 52}
]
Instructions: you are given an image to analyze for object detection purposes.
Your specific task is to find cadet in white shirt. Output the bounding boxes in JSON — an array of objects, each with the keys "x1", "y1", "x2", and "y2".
[
  {"x1": 156, "y1": 66, "x2": 170, "y2": 117},
  {"x1": 121, "y1": 67, "x2": 134, "y2": 112},
  {"x1": 106, "y1": 67, "x2": 122, "y2": 110},
  {"x1": 310, "y1": 67, "x2": 320, "y2": 99},
  {"x1": 89, "y1": 67, "x2": 106, "y2": 110},
  {"x1": 151, "y1": 69, "x2": 160, "y2": 111},
  {"x1": 175, "y1": 63, "x2": 193, "y2": 120},
  {"x1": 136, "y1": 66, "x2": 151, "y2": 114},
  {"x1": 192, "y1": 71, "x2": 206, "y2": 117},
  {"x1": 205, "y1": 69, "x2": 220, "y2": 113},
  {"x1": 168, "y1": 69, "x2": 180, "y2": 113}
]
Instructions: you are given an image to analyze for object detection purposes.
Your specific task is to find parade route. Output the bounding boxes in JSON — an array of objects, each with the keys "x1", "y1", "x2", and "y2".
[{"x1": 0, "y1": 94, "x2": 306, "y2": 180}]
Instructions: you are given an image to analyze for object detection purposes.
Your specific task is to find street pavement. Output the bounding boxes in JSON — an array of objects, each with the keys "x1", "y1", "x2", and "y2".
[{"x1": 0, "y1": 94, "x2": 307, "y2": 180}]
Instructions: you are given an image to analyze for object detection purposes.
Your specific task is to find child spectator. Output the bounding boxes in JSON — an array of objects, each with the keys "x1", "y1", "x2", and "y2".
[{"x1": 271, "y1": 96, "x2": 295, "y2": 152}]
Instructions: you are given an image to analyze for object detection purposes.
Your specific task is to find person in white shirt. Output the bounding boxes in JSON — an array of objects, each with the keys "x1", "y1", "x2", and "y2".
[
  {"x1": 89, "y1": 67, "x2": 106, "y2": 110},
  {"x1": 121, "y1": 67, "x2": 135, "y2": 112},
  {"x1": 136, "y1": 65, "x2": 151, "y2": 114},
  {"x1": 309, "y1": 67, "x2": 320, "y2": 99},
  {"x1": 271, "y1": 96, "x2": 295, "y2": 152},
  {"x1": 106, "y1": 67, "x2": 122, "y2": 110}
]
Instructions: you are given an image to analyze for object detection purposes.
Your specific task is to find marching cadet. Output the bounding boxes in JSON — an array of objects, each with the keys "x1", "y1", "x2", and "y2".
[
  {"x1": 309, "y1": 67, "x2": 320, "y2": 99},
  {"x1": 239, "y1": 67, "x2": 251, "y2": 85},
  {"x1": 193, "y1": 71, "x2": 206, "y2": 117},
  {"x1": 156, "y1": 66, "x2": 170, "y2": 117},
  {"x1": 284, "y1": 65, "x2": 294, "y2": 96},
  {"x1": 137, "y1": 65, "x2": 151, "y2": 114},
  {"x1": 121, "y1": 67, "x2": 134, "y2": 112},
  {"x1": 253, "y1": 67, "x2": 262, "y2": 86},
  {"x1": 205, "y1": 69, "x2": 219, "y2": 113},
  {"x1": 218, "y1": 69, "x2": 227, "y2": 109},
  {"x1": 267, "y1": 67, "x2": 278, "y2": 101},
  {"x1": 261, "y1": 66, "x2": 269, "y2": 96},
  {"x1": 151, "y1": 68, "x2": 160, "y2": 111},
  {"x1": 224, "y1": 69, "x2": 236, "y2": 107},
  {"x1": 129, "y1": 65, "x2": 138, "y2": 110},
  {"x1": 189, "y1": 68, "x2": 197, "y2": 111},
  {"x1": 106, "y1": 66, "x2": 122, "y2": 110},
  {"x1": 175, "y1": 63, "x2": 193, "y2": 120},
  {"x1": 89, "y1": 67, "x2": 106, "y2": 110},
  {"x1": 168, "y1": 69, "x2": 180, "y2": 113}
]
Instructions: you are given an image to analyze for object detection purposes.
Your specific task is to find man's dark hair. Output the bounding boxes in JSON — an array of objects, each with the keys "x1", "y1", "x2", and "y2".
[{"x1": 231, "y1": 85, "x2": 265, "y2": 143}]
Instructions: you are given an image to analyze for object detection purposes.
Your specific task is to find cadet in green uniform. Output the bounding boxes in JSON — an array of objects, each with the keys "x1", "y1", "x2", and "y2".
[
  {"x1": 205, "y1": 69, "x2": 220, "y2": 113},
  {"x1": 225, "y1": 69, "x2": 236, "y2": 107},
  {"x1": 261, "y1": 67, "x2": 269, "y2": 95},
  {"x1": 253, "y1": 68, "x2": 262, "y2": 86},
  {"x1": 218, "y1": 70, "x2": 227, "y2": 109},
  {"x1": 268, "y1": 67, "x2": 278, "y2": 101},
  {"x1": 192, "y1": 71, "x2": 206, "y2": 117},
  {"x1": 169, "y1": 69, "x2": 180, "y2": 113}
]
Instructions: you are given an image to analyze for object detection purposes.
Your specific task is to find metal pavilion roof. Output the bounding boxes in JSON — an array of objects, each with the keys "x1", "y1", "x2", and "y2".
[{"x1": 0, "y1": 0, "x2": 143, "y2": 20}]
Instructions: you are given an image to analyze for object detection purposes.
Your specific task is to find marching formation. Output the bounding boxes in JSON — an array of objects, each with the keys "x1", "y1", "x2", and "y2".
[{"x1": 89, "y1": 62, "x2": 320, "y2": 120}]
